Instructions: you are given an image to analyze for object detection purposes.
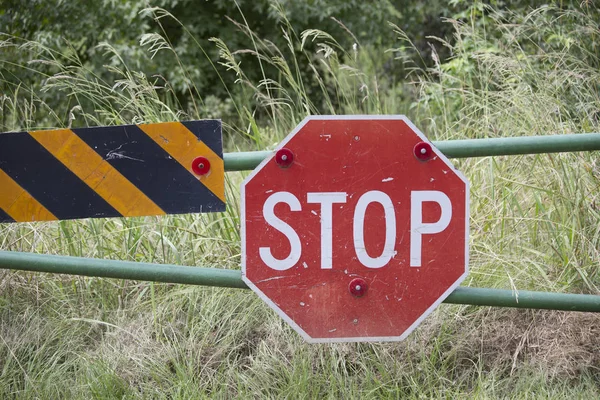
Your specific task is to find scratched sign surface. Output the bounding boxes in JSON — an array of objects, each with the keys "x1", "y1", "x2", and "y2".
[
  {"x1": 0, "y1": 120, "x2": 225, "y2": 222},
  {"x1": 241, "y1": 115, "x2": 469, "y2": 343}
]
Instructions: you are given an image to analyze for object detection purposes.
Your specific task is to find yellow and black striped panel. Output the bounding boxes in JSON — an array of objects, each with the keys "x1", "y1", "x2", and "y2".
[{"x1": 0, "y1": 120, "x2": 225, "y2": 223}]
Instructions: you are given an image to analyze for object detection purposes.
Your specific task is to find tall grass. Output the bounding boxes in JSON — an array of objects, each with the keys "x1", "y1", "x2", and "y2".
[{"x1": 1, "y1": 3, "x2": 599, "y2": 398}]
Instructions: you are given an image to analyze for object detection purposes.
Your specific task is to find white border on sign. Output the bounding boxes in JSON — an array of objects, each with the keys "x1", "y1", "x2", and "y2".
[{"x1": 241, "y1": 115, "x2": 470, "y2": 343}]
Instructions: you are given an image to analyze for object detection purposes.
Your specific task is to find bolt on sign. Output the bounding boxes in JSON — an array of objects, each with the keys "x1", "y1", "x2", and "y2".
[
  {"x1": 0, "y1": 121, "x2": 225, "y2": 222},
  {"x1": 242, "y1": 115, "x2": 469, "y2": 343}
]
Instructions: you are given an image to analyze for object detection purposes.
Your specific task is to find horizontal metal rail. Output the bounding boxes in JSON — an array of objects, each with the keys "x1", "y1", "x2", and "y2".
[
  {"x1": 2, "y1": 133, "x2": 600, "y2": 311},
  {"x1": 223, "y1": 132, "x2": 600, "y2": 171},
  {"x1": 1, "y1": 251, "x2": 598, "y2": 312},
  {"x1": 0, "y1": 251, "x2": 246, "y2": 289}
]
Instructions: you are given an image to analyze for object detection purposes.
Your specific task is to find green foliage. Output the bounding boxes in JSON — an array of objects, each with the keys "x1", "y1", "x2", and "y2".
[
  {"x1": 1, "y1": 0, "x2": 464, "y2": 129},
  {"x1": 410, "y1": 5, "x2": 600, "y2": 139}
]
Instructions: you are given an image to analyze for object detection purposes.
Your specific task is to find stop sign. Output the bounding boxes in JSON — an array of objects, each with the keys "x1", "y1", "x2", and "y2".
[{"x1": 241, "y1": 116, "x2": 469, "y2": 342}]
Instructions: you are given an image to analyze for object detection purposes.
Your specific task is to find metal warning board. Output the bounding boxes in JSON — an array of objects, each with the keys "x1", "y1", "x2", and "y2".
[{"x1": 0, "y1": 120, "x2": 225, "y2": 222}]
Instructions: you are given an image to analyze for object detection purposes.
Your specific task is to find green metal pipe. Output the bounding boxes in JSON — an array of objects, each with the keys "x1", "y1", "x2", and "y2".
[
  {"x1": 224, "y1": 133, "x2": 600, "y2": 171},
  {"x1": 0, "y1": 251, "x2": 247, "y2": 289},
  {"x1": 1, "y1": 251, "x2": 599, "y2": 312},
  {"x1": 444, "y1": 286, "x2": 600, "y2": 312},
  {"x1": 435, "y1": 133, "x2": 600, "y2": 159},
  {"x1": 224, "y1": 151, "x2": 271, "y2": 172}
]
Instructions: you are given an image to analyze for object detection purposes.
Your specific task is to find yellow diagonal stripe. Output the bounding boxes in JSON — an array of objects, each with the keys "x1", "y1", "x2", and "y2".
[
  {"x1": 0, "y1": 168, "x2": 57, "y2": 222},
  {"x1": 29, "y1": 128, "x2": 165, "y2": 217},
  {"x1": 137, "y1": 122, "x2": 225, "y2": 203}
]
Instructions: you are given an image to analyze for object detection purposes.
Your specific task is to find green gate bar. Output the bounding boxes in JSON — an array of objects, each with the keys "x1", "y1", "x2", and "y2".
[
  {"x1": 224, "y1": 132, "x2": 600, "y2": 171},
  {"x1": 2, "y1": 132, "x2": 600, "y2": 312},
  {"x1": 0, "y1": 251, "x2": 599, "y2": 312}
]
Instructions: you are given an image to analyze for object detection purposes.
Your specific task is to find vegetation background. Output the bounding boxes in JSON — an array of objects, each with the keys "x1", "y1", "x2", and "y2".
[{"x1": 1, "y1": 0, "x2": 599, "y2": 397}]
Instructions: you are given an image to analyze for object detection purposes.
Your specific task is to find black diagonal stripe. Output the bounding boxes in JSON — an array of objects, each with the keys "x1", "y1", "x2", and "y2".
[
  {"x1": 73, "y1": 125, "x2": 225, "y2": 214},
  {"x1": 0, "y1": 132, "x2": 120, "y2": 220},
  {"x1": 181, "y1": 120, "x2": 223, "y2": 157},
  {"x1": 0, "y1": 208, "x2": 15, "y2": 223}
]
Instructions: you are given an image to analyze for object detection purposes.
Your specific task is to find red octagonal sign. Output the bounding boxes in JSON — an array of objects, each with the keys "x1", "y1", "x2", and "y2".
[{"x1": 242, "y1": 116, "x2": 469, "y2": 343}]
